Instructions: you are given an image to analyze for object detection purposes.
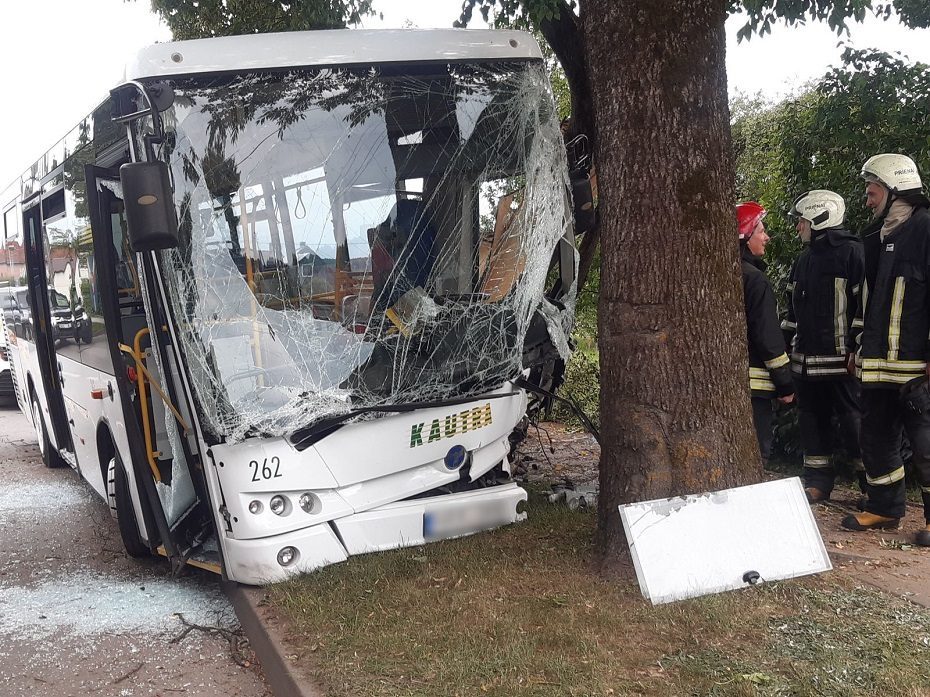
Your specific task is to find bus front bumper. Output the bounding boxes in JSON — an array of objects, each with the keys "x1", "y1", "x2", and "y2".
[{"x1": 223, "y1": 482, "x2": 527, "y2": 585}]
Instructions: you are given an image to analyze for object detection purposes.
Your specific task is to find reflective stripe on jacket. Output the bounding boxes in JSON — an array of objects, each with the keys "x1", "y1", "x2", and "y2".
[
  {"x1": 855, "y1": 205, "x2": 930, "y2": 388},
  {"x1": 782, "y1": 227, "x2": 864, "y2": 381},
  {"x1": 742, "y1": 248, "x2": 792, "y2": 398}
]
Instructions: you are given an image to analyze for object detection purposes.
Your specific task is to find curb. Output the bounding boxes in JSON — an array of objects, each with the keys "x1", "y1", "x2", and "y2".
[{"x1": 224, "y1": 581, "x2": 325, "y2": 697}]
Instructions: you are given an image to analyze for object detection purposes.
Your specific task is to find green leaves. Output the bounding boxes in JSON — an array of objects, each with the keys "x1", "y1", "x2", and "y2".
[
  {"x1": 888, "y1": 0, "x2": 930, "y2": 28},
  {"x1": 733, "y1": 0, "x2": 930, "y2": 43},
  {"x1": 145, "y1": 0, "x2": 378, "y2": 40},
  {"x1": 455, "y1": 0, "x2": 577, "y2": 29},
  {"x1": 732, "y1": 48, "x2": 930, "y2": 282}
]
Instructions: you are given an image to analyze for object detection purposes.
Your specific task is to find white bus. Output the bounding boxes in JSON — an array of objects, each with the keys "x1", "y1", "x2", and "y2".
[{"x1": 0, "y1": 29, "x2": 577, "y2": 584}]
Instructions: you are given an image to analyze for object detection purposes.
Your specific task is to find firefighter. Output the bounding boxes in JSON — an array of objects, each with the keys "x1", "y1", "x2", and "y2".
[
  {"x1": 782, "y1": 190, "x2": 866, "y2": 503},
  {"x1": 738, "y1": 202, "x2": 794, "y2": 462},
  {"x1": 842, "y1": 154, "x2": 930, "y2": 548}
]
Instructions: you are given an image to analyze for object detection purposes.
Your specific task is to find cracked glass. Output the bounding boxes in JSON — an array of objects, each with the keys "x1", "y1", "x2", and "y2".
[{"x1": 145, "y1": 60, "x2": 574, "y2": 443}]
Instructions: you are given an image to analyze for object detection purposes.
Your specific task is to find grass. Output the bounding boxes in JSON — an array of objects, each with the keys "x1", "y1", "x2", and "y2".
[{"x1": 267, "y1": 493, "x2": 930, "y2": 697}]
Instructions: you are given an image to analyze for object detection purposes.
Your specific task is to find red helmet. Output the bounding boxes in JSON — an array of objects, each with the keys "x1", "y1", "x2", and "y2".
[{"x1": 736, "y1": 202, "x2": 767, "y2": 240}]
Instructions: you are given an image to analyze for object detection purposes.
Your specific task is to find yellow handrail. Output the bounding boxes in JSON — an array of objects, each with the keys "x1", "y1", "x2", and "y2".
[
  {"x1": 119, "y1": 329, "x2": 160, "y2": 482},
  {"x1": 118, "y1": 328, "x2": 191, "y2": 483}
]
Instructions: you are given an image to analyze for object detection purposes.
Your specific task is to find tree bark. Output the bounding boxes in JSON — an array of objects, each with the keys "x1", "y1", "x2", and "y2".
[{"x1": 583, "y1": 0, "x2": 762, "y2": 569}]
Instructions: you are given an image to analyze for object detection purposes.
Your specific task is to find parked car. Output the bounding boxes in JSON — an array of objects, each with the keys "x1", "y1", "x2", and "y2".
[
  {"x1": 48, "y1": 288, "x2": 93, "y2": 344},
  {"x1": 0, "y1": 288, "x2": 16, "y2": 400},
  {"x1": 0, "y1": 285, "x2": 92, "y2": 344},
  {"x1": 0, "y1": 286, "x2": 33, "y2": 341}
]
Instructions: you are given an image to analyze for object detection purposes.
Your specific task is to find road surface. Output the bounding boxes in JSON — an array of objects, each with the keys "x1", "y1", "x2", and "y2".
[{"x1": 0, "y1": 401, "x2": 271, "y2": 697}]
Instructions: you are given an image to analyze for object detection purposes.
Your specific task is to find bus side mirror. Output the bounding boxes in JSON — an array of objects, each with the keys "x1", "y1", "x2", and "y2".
[{"x1": 120, "y1": 161, "x2": 179, "y2": 252}]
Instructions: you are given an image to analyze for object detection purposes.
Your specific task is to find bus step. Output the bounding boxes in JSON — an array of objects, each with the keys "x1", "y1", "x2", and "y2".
[{"x1": 156, "y1": 542, "x2": 222, "y2": 575}]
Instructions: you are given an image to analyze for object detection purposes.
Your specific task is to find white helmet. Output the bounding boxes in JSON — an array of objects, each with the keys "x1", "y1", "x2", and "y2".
[
  {"x1": 790, "y1": 190, "x2": 846, "y2": 231},
  {"x1": 861, "y1": 153, "x2": 923, "y2": 193}
]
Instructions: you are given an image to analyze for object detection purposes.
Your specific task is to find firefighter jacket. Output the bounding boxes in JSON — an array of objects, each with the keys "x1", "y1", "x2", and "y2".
[
  {"x1": 742, "y1": 248, "x2": 793, "y2": 398},
  {"x1": 782, "y1": 227, "x2": 864, "y2": 380},
  {"x1": 855, "y1": 204, "x2": 930, "y2": 388}
]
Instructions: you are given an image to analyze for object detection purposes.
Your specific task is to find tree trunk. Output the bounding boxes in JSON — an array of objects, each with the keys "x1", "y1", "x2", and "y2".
[{"x1": 583, "y1": 0, "x2": 762, "y2": 569}]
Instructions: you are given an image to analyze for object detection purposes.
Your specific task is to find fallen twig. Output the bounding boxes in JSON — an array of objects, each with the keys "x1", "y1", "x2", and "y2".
[
  {"x1": 531, "y1": 421, "x2": 555, "y2": 468},
  {"x1": 171, "y1": 612, "x2": 252, "y2": 667},
  {"x1": 113, "y1": 662, "x2": 144, "y2": 684}
]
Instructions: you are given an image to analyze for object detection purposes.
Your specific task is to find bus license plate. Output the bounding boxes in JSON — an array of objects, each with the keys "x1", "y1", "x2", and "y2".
[{"x1": 423, "y1": 497, "x2": 513, "y2": 540}]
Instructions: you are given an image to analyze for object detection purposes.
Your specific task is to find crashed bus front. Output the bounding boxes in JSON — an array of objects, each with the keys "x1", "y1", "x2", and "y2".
[{"x1": 75, "y1": 29, "x2": 576, "y2": 584}]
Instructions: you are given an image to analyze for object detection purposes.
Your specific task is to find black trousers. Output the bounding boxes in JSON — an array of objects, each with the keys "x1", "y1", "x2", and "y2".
[
  {"x1": 752, "y1": 396, "x2": 774, "y2": 463},
  {"x1": 796, "y1": 378, "x2": 863, "y2": 495},
  {"x1": 861, "y1": 386, "x2": 930, "y2": 521}
]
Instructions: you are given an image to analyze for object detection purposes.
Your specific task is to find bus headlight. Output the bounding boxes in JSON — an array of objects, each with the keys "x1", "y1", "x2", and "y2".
[
  {"x1": 277, "y1": 546, "x2": 299, "y2": 567},
  {"x1": 269, "y1": 495, "x2": 289, "y2": 516},
  {"x1": 248, "y1": 500, "x2": 263, "y2": 515},
  {"x1": 298, "y1": 492, "x2": 321, "y2": 514}
]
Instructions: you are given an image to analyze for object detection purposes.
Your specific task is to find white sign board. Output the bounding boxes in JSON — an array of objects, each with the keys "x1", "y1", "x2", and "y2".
[{"x1": 619, "y1": 477, "x2": 832, "y2": 605}]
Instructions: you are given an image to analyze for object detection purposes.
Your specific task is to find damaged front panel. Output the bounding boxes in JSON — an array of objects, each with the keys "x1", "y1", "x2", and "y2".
[{"x1": 148, "y1": 60, "x2": 574, "y2": 444}]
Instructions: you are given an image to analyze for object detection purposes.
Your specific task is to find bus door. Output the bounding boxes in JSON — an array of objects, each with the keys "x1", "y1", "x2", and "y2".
[
  {"x1": 22, "y1": 193, "x2": 76, "y2": 460},
  {"x1": 85, "y1": 165, "x2": 214, "y2": 573}
]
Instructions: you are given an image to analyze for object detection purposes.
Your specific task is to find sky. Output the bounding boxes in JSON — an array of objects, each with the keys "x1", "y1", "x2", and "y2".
[{"x1": 1, "y1": 0, "x2": 928, "y2": 188}]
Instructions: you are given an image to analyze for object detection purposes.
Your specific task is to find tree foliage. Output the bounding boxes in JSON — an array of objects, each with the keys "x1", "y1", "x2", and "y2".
[
  {"x1": 144, "y1": 0, "x2": 377, "y2": 39},
  {"x1": 455, "y1": 0, "x2": 570, "y2": 28},
  {"x1": 456, "y1": 0, "x2": 930, "y2": 130},
  {"x1": 732, "y1": 0, "x2": 930, "y2": 40},
  {"x1": 733, "y1": 48, "x2": 930, "y2": 284}
]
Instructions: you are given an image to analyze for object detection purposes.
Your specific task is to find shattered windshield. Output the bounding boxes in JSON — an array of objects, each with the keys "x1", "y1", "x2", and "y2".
[{"x1": 151, "y1": 60, "x2": 573, "y2": 443}]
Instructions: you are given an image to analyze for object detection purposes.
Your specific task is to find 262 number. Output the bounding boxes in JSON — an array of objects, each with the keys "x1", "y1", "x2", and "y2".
[{"x1": 250, "y1": 456, "x2": 282, "y2": 482}]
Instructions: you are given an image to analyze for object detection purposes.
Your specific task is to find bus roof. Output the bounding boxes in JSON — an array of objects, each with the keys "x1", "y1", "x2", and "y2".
[{"x1": 125, "y1": 29, "x2": 542, "y2": 81}]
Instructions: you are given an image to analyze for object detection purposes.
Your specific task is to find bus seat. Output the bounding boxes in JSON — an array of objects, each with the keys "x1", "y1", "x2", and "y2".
[{"x1": 480, "y1": 190, "x2": 525, "y2": 302}]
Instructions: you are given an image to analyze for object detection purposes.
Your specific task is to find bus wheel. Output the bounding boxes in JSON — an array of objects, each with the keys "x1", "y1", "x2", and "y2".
[
  {"x1": 106, "y1": 455, "x2": 150, "y2": 558},
  {"x1": 31, "y1": 395, "x2": 65, "y2": 469}
]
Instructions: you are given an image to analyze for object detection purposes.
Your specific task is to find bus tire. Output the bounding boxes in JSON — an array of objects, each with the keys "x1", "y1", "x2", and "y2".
[
  {"x1": 106, "y1": 455, "x2": 150, "y2": 558},
  {"x1": 31, "y1": 395, "x2": 65, "y2": 469}
]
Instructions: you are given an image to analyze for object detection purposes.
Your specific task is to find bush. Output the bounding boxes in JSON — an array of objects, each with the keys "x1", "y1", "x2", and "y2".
[{"x1": 550, "y1": 345, "x2": 600, "y2": 429}]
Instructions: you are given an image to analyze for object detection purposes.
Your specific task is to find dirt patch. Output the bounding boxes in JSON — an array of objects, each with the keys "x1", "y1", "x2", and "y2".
[
  {"x1": 812, "y1": 491, "x2": 930, "y2": 608},
  {"x1": 516, "y1": 422, "x2": 930, "y2": 608},
  {"x1": 514, "y1": 421, "x2": 599, "y2": 487}
]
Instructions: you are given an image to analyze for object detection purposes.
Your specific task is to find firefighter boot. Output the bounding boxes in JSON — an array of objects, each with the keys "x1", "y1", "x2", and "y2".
[
  {"x1": 840, "y1": 512, "x2": 901, "y2": 531},
  {"x1": 917, "y1": 524, "x2": 930, "y2": 547},
  {"x1": 805, "y1": 487, "x2": 829, "y2": 504}
]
